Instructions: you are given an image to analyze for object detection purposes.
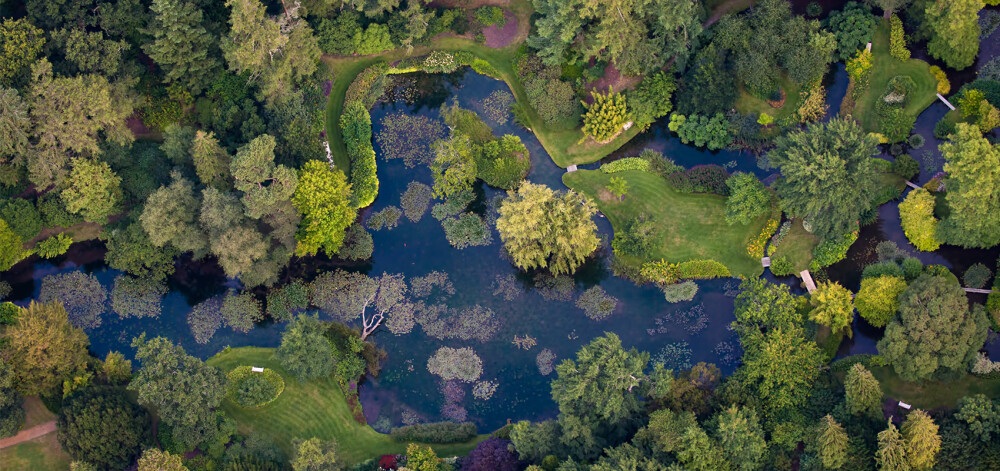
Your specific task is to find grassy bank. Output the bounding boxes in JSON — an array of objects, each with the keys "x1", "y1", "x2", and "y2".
[
  {"x1": 206, "y1": 347, "x2": 482, "y2": 465},
  {"x1": 851, "y1": 20, "x2": 937, "y2": 134},
  {"x1": 322, "y1": 0, "x2": 639, "y2": 171},
  {"x1": 563, "y1": 169, "x2": 768, "y2": 278},
  {"x1": 867, "y1": 366, "x2": 1000, "y2": 410},
  {"x1": 735, "y1": 72, "x2": 803, "y2": 122},
  {"x1": 771, "y1": 219, "x2": 819, "y2": 275}
]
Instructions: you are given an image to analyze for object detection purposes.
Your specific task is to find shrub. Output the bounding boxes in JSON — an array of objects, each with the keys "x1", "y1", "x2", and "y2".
[
  {"x1": 964, "y1": 263, "x2": 993, "y2": 289},
  {"x1": 390, "y1": 422, "x2": 477, "y2": 443},
  {"x1": 810, "y1": 230, "x2": 858, "y2": 269},
  {"x1": 929, "y1": 66, "x2": 950, "y2": 94},
  {"x1": 862, "y1": 261, "x2": 905, "y2": 279},
  {"x1": 517, "y1": 58, "x2": 581, "y2": 126},
  {"x1": 476, "y1": 134, "x2": 530, "y2": 189},
  {"x1": 846, "y1": 49, "x2": 874, "y2": 97},
  {"x1": 474, "y1": 6, "x2": 507, "y2": 27},
  {"x1": 427, "y1": 347, "x2": 482, "y2": 382},
  {"x1": 907, "y1": 134, "x2": 925, "y2": 149},
  {"x1": 581, "y1": 87, "x2": 629, "y2": 143},
  {"x1": 600, "y1": 157, "x2": 650, "y2": 174},
  {"x1": 748, "y1": 219, "x2": 780, "y2": 258},
  {"x1": 575, "y1": 286, "x2": 618, "y2": 320},
  {"x1": 677, "y1": 259, "x2": 731, "y2": 279},
  {"x1": 441, "y1": 213, "x2": 492, "y2": 249},
  {"x1": 640, "y1": 149, "x2": 683, "y2": 177},
  {"x1": 889, "y1": 15, "x2": 910, "y2": 61},
  {"x1": 353, "y1": 23, "x2": 393, "y2": 55},
  {"x1": 668, "y1": 113, "x2": 733, "y2": 150},
  {"x1": 899, "y1": 188, "x2": 941, "y2": 251},
  {"x1": 345, "y1": 64, "x2": 389, "y2": 108},
  {"x1": 316, "y1": 10, "x2": 361, "y2": 55},
  {"x1": 891, "y1": 154, "x2": 919, "y2": 180},
  {"x1": 35, "y1": 233, "x2": 72, "y2": 258},
  {"x1": 341, "y1": 101, "x2": 379, "y2": 208},
  {"x1": 367, "y1": 206, "x2": 402, "y2": 231},
  {"x1": 901, "y1": 257, "x2": 923, "y2": 280},
  {"x1": 0, "y1": 302, "x2": 18, "y2": 325},
  {"x1": 0, "y1": 198, "x2": 42, "y2": 240},
  {"x1": 662, "y1": 281, "x2": 698, "y2": 303},
  {"x1": 769, "y1": 255, "x2": 795, "y2": 276},
  {"x1": 854, "y1": 275, "x2": 906, "y2": 327},
  {"x1": 423, "y1": 51, "x2": 458, "y2": 73},
  {"x1": 226, "y1": 366, "x2": 284, "y2": 408},
  {"x1": 627, "y1": 72, "x2": 676, "y2": 129},
  {"x1": 470, "y1": 58, "x2": 501, "y2": 79},
  {"x1": 686, "y1": 165, "x2": 730, "y2": 195},
  {"x1": 401, "y1": 182, "x2": 433, "y2": 222}
]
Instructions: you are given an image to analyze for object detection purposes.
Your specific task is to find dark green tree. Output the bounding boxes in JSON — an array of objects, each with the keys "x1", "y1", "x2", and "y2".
[
  {"x1": 877, "y1": 275, "x2": 989, "y2": 381},
  {"x1": 57, "y1": 387, "x2": 152, "y2": 470},
  {"x1": 713, "y1": 405, "x2": 767, "y2": 470},
  {"x1": 129, "y1": 335, "x2": 233, "y2": 450},
  {"x1": 143, "y1": 0, "x2": 220, "y2": 94},
  {"x1": 275, "y1": 314, "x2": 336, "y2": 382},
  {"x1": 771, "y1": 118, "x2": 880, "y2": 241}
]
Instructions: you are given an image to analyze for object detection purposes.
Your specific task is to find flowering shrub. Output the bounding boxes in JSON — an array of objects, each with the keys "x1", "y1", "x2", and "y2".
[
  {"x1": 600, "y1": 157, "x2": 650, "y2": 174},
  {"x1": 575, "y1": 286, "x2": 618, "y2": 320},
  {"x1": 226, "y1": 366, "x2": 284, "y2": 408},
  {"x1": 472, "y1": 380, "x2": 497, "y2": 400},
  {"x1": 810, "y1": 230, "x2": 859, "y2": 269},
  {"x1": 427, "y1": 347, "x2": 483, "y2": 382},
  {"x1": 747, "y1": 218, "x2": 779, "y2": 258},
  {"x1": 423, "y1": 51, "x2": 458, "y2": 73},
  {"x1": 536, "y1": 349, "x2": 556, "y2": 375}
]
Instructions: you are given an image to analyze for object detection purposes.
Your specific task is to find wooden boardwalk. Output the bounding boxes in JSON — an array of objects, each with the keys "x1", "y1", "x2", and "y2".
[
  {"x1": 937, "y1": 93, "x2": 956, "y2": 111},
  {"x1": 964, "y1": 288, "x2": 999, "y2": 294},
  {"x1": 801, "y1": 270, "x2": 816, "y2": 293}
]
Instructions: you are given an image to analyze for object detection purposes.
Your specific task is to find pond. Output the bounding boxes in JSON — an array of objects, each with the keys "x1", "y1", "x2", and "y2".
[{"x1": 5, "y1": 37, "x2": 1000, "y2": 431}]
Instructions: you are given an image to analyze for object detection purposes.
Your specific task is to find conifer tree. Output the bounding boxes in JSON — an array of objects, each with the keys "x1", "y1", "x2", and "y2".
[{"x1": 143, "y1": 0, "x2": 220, "y2": 94}]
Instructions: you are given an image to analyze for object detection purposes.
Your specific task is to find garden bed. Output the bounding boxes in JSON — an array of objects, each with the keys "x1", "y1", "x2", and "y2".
[
  {"x1": 563, "y1": 169, "x2": 769, "y2": 278},
  {"x1": 734, "y1": 72, "x2": 802, "y2": 122}
]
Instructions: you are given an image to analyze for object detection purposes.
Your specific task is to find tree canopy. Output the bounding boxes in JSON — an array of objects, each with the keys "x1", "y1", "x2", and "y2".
[
  {"x1": 938, "y1": 123, "x2": 1000, "y2": 248},
  {"x1": 3, "y1": 301, "x2": 90, "y2": 396}
]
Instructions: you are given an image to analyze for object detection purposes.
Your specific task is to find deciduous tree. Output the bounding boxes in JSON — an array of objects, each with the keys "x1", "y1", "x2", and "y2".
[
  {"x1": 725, "y1": 173, "x2": 770, "y2": 225},
  {"x1": 292, "y1": 437, "x2": 339, "y2": 471},
  {"x1": 713, "y1": 406, "x2": 767, "y2": 470},
  {"x1": 877, "y1": 275, "x2": 989, "y2": 381},
  {"x1": 771, "y1": 118, "x2": 880, "y2": 241},
  {"x1": 60, "y1": 158, "x2": 122, "y2": 224},
  {"x1": 938, "y1": 124, "x2": 1000, "y2": 248},
  {"x1": 0, "y1": 87, "x2": 30, "y2": 162},
  {"x1": 231, "y1": 134, "x2": 298, "y2": 219},
  {"x1": 496, "y1": 182, "x2": 599, "y2": 275},
  {"x1": 924, "y1": 0, "x2": 982, "y2": 70},
  {"x1": 4, "y1": 301, "x2": 90, "y2": 396},
  {"x1": 292, "y1": 160, "x2": 355, "y2": 256},
  {"x1": 742, "y1": 326, "x2": 824, "y2": 414},
  {"x1": 57, "y1": 387, "x2": 151, "y2": 470},
  {"x1": 190, "y1": 131, "x2": 231, "y2": 188},
  {"x1": 430, "y1": 134, "x2": 477, "y2": 199},
  {"x1": 138, "y1": 449, "x2": 188, "y2": 471},
  {"x1": 275, "y1": 314, "x2": 335, "y2": 382},
  {"x1": 899, "y1": 188, "x2": 941, "y2": 251},
  {"x1": 809, "y1": 281, "x2": 855, "y2": 337},
  {"x1": 0, "y1": 18, "x2": 45, "y2": 87}
]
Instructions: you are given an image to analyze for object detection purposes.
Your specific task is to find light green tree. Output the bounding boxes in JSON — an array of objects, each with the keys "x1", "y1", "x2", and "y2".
[
  {"x1": 899, "y1": 188, "x2": 941, "y2": 251},
  {"x1": 742, "y1": 326, "x2": 824, "y2": 414},
  {"x1": 901, "y1": 409, "x2": 940, "y2": 470},
  {"x1": 61, "y1": 158, "x2": 122, "y2": 224},
  {"x1": 5, "y1": 301, "x2": 90, "y2": 396},
  {"x1": 809, "y1": 281, "x2": 855, "y2": 337},
  {"x1": 0, "y1": 18, "x2": 45, "y2": 87},
  {"x1": 496, "y1": 182, "x2": 599, "y2": 275},
  {"x1": 815, "y1": 415, "x2": 849, "y2": 469},
  {"x1": 938, "y1": 123, "x2": 1000, "y2": 248},
  {"x1": 0, "y1": 87, "x2": 30, "y2": 162},
  {"x1": 292, "y1": 160, "x2": 355, "y2": 256},
  {"x1": 190, "y1": 131, "x2": 231, "y2": 188},
  {"x1": 582, "y1": 88, "x2": 629, "y2": 143},
  {"x1": 138, "y1": 449, "x2": 188, "y2": 471},
  {"x1": 845, "y1": 363, "x2": 883, "y2": 418},
  {"x1": 876, "y1": 420, "x2": 909, "y2": 471},
  {"x1": 855, "y1": 275, "x2": 907, "y2": 327},
  {"x1": 607, "y1": 176, "x2": 629, "y2": 201},
  {"x1": 924, "y1": 0, "x2": 982, "y2": 70},
  {"x1": 430, "y1": 134, "x2": 477, "y2": 200}
]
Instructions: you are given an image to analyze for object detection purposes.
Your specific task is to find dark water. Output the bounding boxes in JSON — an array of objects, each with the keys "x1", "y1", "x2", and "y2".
[{"x1": 4, "y1": 35, "x2": 999, "y2": 429}]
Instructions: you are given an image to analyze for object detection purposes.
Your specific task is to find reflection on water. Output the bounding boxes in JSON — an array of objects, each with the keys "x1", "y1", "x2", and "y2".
[{"x1": 5, "y1": 35, "x2": 999, "y2": 428}]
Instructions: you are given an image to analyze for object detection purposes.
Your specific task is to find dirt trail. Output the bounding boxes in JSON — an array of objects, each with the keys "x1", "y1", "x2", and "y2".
[{"x1": 0, "y1": 420, "x2": 57, "y2": 449}]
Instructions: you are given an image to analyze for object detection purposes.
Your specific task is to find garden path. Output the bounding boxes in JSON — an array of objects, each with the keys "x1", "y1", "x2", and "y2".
[{"x1": 0, "y1": 421, "x2": 57, "y2": 450}]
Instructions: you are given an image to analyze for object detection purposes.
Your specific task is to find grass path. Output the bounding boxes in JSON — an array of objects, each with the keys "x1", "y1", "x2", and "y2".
[
  {"x1": 322, "y1": 0, "x2": 641, "y2": 170},
  {"x1": 207, "y1": 347, "x2": 482, "y2": 465},
  {"x1": 563, "y1": 169, "x2": 769, "y2": 278}
]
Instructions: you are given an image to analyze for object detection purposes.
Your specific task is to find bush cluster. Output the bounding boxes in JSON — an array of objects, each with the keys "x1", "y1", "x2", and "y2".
[
  {"x1": 668, "y1": 113, "x2": 733, "y2": 150},
  {"x1": 225, "y1": 366, "x2": 285, "y2": 408},
  {"x1": 641, "y1": 259, "x2": 731, "y2": 285},
  {"x1": 341, "y1": 100, "x2": 379, "y2": 208},
  {"x1": 666, "y1": 165, "x2": 730, "y2": 195},
  {"x1": 769, "y1": 255, "x2": 795, "y2": 276},
  {"x1": 891, "y1": 154, "x2": 919, "y2": 180},
  {"x1": 514, "y1": 53, "x2": 581, "y2": 126},
  {"x1": 600, "y1": 157, "x2": 650, "y2": 174},
  {"x1": 390, "y1": 422, "x2": 477, "y2": 443},
  {"x1": 810, "y1": 230, "x2": 858, "y2": 270}
]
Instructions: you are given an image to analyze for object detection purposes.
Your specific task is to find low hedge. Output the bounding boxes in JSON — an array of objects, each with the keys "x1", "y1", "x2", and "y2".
[
  {"x1": 226, "y1": 366, "x2": 285, "y2": 408},
  {"x1": 389, "y1": 421, "x2": 477, "y2": 443},
  {"x1": 341, "y1": 100, "x2": 379, "y2": 208},
  {"x1": 600, "y1": 157, "x2": 650, "y2": 174},
  {"x1": 641, "y1": 259, "x2": 731, "y2": 284}
]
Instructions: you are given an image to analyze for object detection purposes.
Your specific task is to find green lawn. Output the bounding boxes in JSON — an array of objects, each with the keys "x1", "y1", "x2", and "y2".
[
  {"x1": 851, "y1": 20, "x2": 937, "y2": 135},
  {"x1": 866, "y1": 365, "x2": 1000, "y2": 410},
  {"x1": 206, "y1": 347, "x2": 482, "y2": 465},
  {"x1": 0, "y1": 434, "x2": 71, "y2": 471},
  {"x1": 563, "y1": 169, "x2": 768, "y2": 278},
  {"x1": 771, "y1": 219, "x2": 818, "y2": 274},
  {"x1": 322, "y1": 0, "x2": 639, "y2": 170},
  {"x1": 735, "y1": 72, "x2": 803, "y2": 123}
]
